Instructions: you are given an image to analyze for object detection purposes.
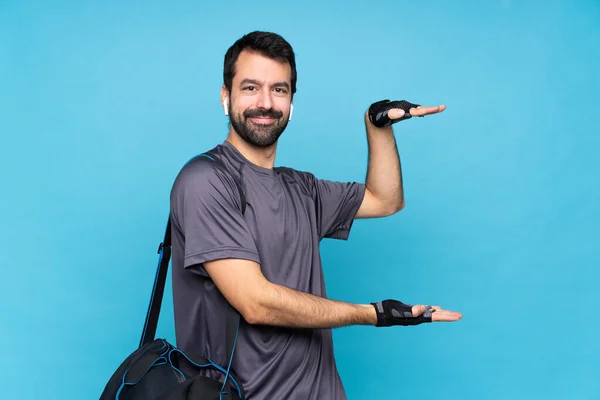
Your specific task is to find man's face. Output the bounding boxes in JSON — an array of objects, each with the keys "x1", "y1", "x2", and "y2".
[{"x1": 226, "y1": 51, "x2": 293, "y2": 147}]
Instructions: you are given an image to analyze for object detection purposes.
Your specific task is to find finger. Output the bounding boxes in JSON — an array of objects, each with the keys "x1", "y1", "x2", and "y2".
[
  {"x1": 388, "y1": 108, "x2": 405, "y2": 119},
  {"x1": 431, "y1": 310, "x2": 463, "y2": 322},
  {"x1": 432, "y1": 313, "x2": 461, "y2": 322},
  {"x1": 410, "y1": 105, "x2": 444, "y2": 116},
  {"x1": 430, "y1": 306, "x2": 442, "y2": 312},
  {"x1": 410, "y1": 104, "x2": 446, "y2": 117}
]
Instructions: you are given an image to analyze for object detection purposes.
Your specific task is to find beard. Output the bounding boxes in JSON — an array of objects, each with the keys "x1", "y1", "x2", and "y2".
[{"x1": 229, "y1": 106, "x2": 289, "y2": 148}]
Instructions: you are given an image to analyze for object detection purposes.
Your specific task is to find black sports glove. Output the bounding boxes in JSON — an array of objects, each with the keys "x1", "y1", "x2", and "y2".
[
  {"x1": 371, "y1": 299, "x2": 434, "y2": 327},
  {"x1": 368, "y1": 99, "x2": 422, "y2": 128}
]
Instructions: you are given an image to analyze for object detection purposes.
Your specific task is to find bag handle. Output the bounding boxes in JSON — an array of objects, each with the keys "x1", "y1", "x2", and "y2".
[
  {"x1": 139, "y1": 216, "x2": 173, "y2": 348},
  {"x1": 138, "y1": 150, "x2": 246, "y2": 387}
]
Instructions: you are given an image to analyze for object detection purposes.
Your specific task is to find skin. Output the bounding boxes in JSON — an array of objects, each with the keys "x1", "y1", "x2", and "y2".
[{"x1": 209, "y1": 49, "x2": 462, "y2": 328}]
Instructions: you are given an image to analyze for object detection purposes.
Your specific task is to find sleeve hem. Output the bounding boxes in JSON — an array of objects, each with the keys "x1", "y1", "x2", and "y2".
[
  {"x1": 323, "y1": 183, "x2": 366, "y2": 241},
  {"x1": 184, "y1": 247, "x2": 261, "y2": 268}
]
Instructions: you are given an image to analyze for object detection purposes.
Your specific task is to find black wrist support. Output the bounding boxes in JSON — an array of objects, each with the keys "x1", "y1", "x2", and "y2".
[
  {"x1": 368, "y1": 99, "x2": 422, "y2": 128},
  {"x1": 371, "y1": 299, "x2": 434, "y2": 327}
]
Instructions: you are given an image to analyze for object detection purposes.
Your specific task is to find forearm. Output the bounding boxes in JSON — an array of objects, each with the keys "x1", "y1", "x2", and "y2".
[
  {"x1": 364, "y1": 111, "x2": 404, "y2": 211},
  {"x1": 248, "y1": 280, "x2": 377, "y2": 328}
]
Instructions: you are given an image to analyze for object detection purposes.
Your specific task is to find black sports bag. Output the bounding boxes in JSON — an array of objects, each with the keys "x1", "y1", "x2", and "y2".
[{"x1": 100, "y1": 151, "x2": 246, "y2": 400}]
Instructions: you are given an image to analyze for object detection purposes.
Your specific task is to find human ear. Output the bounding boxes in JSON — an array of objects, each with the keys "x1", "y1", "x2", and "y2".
[{"x1": 220, "y1": 84, "x2": 229, "y2": 116}]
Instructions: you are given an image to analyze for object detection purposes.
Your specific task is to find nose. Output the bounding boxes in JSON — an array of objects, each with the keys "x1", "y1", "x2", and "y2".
[{"x1": 255, "y1": 89, "x2": 273, "y2": 110}]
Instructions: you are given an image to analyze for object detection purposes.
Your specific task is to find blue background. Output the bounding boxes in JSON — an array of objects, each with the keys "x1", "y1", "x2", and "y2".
[{"x1": 1, "y1": 1, "x2": 599, "y2": 399}]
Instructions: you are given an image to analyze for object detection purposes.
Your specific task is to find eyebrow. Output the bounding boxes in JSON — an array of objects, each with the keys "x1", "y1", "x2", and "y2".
[{"x1": 240, "y1": 78, "x2": 290, "y2": 90}]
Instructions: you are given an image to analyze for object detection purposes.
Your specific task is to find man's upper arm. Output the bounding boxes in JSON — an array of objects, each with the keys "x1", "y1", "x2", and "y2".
[
  {"x1": 170, "y1": 158, "x2": 260, "y2": 272},
  {"x1": 354, "y1": 187, "x2": 394, "y2": 219},
  {"x1": 170, "y1": 159, "x2": 270, "y2": 320},
  {"x1": 202, "y1": 258, "x2": 268, "y2": 323}
]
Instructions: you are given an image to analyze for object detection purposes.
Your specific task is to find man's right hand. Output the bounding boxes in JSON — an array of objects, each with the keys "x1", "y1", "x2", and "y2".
[{"x1": 371, "y1": 300, "x2": 462, "y2": 327}]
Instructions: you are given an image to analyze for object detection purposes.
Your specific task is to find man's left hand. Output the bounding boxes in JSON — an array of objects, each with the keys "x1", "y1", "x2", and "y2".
[
  {"x1": 367, "y1": 99, "x2": 447, "y2": 128},
  {"x1": 386, "y1": 104, "x2": 446, "y2": 120}
]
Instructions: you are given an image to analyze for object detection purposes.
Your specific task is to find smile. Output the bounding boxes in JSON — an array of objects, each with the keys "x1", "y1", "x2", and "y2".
[{"x1": 249, "y1": 116, "x2": 276, "y2": 123}]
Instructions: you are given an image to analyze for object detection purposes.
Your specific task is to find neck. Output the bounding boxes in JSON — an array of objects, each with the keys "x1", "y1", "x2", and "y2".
[{"x1": 226, "y1": 131, "x2": 278, "y2": 169}]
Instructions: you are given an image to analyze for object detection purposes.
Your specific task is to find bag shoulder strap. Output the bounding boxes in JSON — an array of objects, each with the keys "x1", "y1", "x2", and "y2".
[{"x1": 139, "y1": 150, "x2": 246, "y2": 372}]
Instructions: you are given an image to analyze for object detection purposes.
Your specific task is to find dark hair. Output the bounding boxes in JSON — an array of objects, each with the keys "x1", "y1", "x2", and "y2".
[{"x1": 223, "y1": 31, "x2": 297, "y2": 96}]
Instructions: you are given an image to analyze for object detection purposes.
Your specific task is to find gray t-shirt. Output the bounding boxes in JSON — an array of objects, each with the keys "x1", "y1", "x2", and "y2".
[{"x1": 169, "y1": 140, "x2": 366, "y2": 399}]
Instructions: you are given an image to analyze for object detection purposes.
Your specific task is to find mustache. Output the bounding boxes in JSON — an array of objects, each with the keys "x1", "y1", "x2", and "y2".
[{"x1": 243, "y1": 108, "x2": 283, "y2": 119}]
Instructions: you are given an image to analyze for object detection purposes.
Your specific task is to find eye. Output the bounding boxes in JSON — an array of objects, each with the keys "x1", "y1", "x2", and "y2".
[
  {"x1": 242, "y1": 86, "x2": 257, "y2": 91},
  {"x1": 274, "y1": 87, "x2": 288, "y2": 94}
]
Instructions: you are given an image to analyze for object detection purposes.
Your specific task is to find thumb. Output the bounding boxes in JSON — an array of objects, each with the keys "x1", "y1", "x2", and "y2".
[
  {"x1": 412, "y1": 305, "x2": 427, "y2": 317},
  {"x1": 388, "y1": 109, "x2": 405, "y2": 119}
]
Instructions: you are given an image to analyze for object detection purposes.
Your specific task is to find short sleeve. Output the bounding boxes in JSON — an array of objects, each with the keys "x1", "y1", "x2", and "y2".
[
  {"x1": 311, "y1": 175, "x2": 366, "y2": 240},
  {"x1": 170, "y1": 158, "x2": 260, "y2": 270}
]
